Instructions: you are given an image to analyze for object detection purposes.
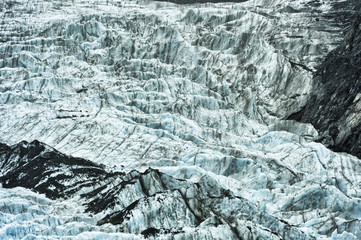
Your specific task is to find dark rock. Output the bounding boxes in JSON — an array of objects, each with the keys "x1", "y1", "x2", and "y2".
[
  {"x1": 0, "y1": 140, "x2": 107, "y2": 200},
  {"x1": 141, "y1": 228, "x2": 161, "y2": 238}
]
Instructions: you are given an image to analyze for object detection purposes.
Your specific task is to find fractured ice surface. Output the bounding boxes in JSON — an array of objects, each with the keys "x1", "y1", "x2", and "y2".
[
  {"x1": 1, "y1": 140, "x2": 361, "y2": 239},
  {"x1": 0, "y1": 0, "x2": 344, "y2": 166},
  {"x1": 1, "y1": 0, "x2": 361, "y2": 239}
]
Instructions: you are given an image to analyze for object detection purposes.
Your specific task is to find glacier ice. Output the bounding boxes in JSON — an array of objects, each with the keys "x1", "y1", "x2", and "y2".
[
  {"x1": 0, "y1": 0, "x2": 342, "y2": 166},
  {"x1": 3, "y1": 140, "x2": 361, "y2": 239},
  {"x1": 0, "y1": 0, "x2": 361, "y2": 239}
]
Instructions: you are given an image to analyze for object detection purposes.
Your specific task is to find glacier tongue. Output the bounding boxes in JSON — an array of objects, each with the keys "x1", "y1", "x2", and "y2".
[{"x1": 1, "y1": 0, "x2": 361, "y2": 239}]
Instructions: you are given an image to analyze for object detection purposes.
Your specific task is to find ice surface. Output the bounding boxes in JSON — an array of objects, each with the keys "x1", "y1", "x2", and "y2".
[{"x1": 1, "y1": 0, "x2": 361, "y2": 239}]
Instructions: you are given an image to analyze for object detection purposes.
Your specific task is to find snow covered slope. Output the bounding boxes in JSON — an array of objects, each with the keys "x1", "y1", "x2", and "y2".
[{"x1": 1, "y1": 0, "x2": 361, "y2": 239}]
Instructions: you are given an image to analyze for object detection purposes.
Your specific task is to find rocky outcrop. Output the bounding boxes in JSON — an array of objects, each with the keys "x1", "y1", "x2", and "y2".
[{"x1": 291, "y1": 1, "x2": 361, "y2": 158}]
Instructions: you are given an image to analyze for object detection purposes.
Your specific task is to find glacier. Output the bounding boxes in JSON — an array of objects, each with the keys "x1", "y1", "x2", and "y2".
[{"x1": 0, "y1": 0, "x2": 361, "y2": 239}]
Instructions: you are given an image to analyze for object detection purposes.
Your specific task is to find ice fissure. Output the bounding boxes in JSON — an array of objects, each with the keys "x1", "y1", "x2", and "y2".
[{"x1": 1, "y1": 0, "x2": 361, "y2": 239}]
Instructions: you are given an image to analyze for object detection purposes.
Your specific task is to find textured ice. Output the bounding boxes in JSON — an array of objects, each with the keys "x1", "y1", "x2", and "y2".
[
  {"x1": 0, "y1": 0, "x2": 342, "y2": 167},
  {"x1": 1, "y1": 0, "x2": 361, "y2": 239}
]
